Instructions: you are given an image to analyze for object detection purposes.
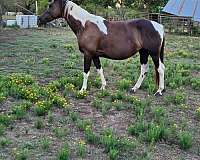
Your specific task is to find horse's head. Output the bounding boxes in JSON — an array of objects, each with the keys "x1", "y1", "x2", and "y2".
[{"x1": 38, "y1": 0, "x2": 67, "y2": 25}]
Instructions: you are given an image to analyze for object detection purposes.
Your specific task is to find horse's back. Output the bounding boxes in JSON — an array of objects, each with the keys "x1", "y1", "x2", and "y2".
[{"x1": 126, "y1": 19, "x2": 164, "y2": 51}]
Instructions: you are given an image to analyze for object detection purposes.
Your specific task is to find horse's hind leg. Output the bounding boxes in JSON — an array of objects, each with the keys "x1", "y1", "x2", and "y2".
[
  {"x1": 131, "y1": 49, "x2": 149, "y2": 93},
  {"x1": 80, "y1": 55, "x2": 92, "y2": 92},
  {"x1": 93, "y1": 57, "x2": 106, "y2": 90},
  {"x1": 150, "y1": 52, "x2": 165, "y2": 96}
]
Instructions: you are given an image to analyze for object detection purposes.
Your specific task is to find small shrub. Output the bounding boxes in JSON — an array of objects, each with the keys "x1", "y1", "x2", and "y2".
[
  {"x1": 34, "y1": 118, "x2": 44, "y2": 129},
  {"x1": 112, "y1": 100, "x2": 124, "y2": 111},
  {"x1": 178, "y1": 131, "x2": 193, "y2": 150},
  {"x1": 92, "y1": 98, "x2": 103, "y2": 109},
  {"x1": 196, "y1": 107, "x2": 200, "y2": 120},
  {"x1": 41, "y1": 58, "x2": 50, "y2": 65},
  {"x1": 152, "y1": 106, "x2": 166, "y2": 121},
  {"x1": 128, "y1": 120, "x2": 148, "y2": 136},
  {"x1": 9, "y1": 73, "x2": 34, "y2": 86},
  {"x1": 111, "y1": 91, "x2": 125, "y2": 102},
  {"x1": 0, "y1": 124, "x2": 5, "y2": 136},
  {"x1": 85, "y1": 127, "x2": 99, "y2": 145},
  {"x1": 50, "y1": 93, "x2": 70, "y2": 108},
  {"x1": 76, "y1": 140, "x2": 87, "y2": 158},
  {"x1": 64, "y1": 44, "x2": 75, "y2": 53},
  {"x1": 0, "y1": 137, "x2": 11, "y2": 147},
  {"x1": 0, "y1": 93, "x2": 6, "y2": 103},
  {"x1": 15, "y1": 149, "x2": 29, "y2": 160},
  {"x1": 12, "y1": 103, "x2": 30, "y2": 120},
  {"x1": 191, "y1": 78, "x2": 200, "y2": 90},
  {"x1": 76, "y1": 119, "x2": 92, "y2": 131},
  {"x1": 40, "y1": 137, "x2": 52, "y2": 150},
  {"x1": 96, "y1": 90, "x2": 110, "y2": 98},
  {"x1": 145, "y1": 122, "x2": 169, "y2": 143},
  {"x1": 57, "y1": 145, "x2": 70, "y2": 160},
  {"x1": 118, "y1": 79, "x2": 131, "y2": 90},
  {"x1": 164, "y1": 91, "x2": 186, "y2": 105},
  {"x1": 101, "y1": 129, "x2": 118, "y2": 153},
  {"x1": 0, "y1": 114, "x2": 13, "y2": 126},
  {"x1": 109, "y1": 149, "x2": 119, "y2": 160},
  {"x1": 75, "y1": 90, "x2": 88, "y2": 99},
  {"x1": 34, "y1": 100, "x2": 52, "y2": 116},
  {"x1": 53, "y1": 127, "x2": 69, "y2": 139},
  {"x1": 69, "y1": 112, "x2": 79, "y2": 122},
  {"x1": 47, "y1": 111, "x2": 54, "y2": 123}
]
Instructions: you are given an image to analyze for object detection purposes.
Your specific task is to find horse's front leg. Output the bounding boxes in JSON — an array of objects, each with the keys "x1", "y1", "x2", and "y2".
[
  {"x1": 80, "y1": 55, "x2": 92, "y2": 92},
  {"x1": 93, "y1": 57, "x2": 107, "y2": 90}
]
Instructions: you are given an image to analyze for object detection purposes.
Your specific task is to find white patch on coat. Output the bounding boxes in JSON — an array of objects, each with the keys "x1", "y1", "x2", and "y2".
[
  {"x1": 65, "y1": 1, "x2": 108, "y2": 34},
  {"x1": 132, "y1": 64, "x2": 149, "y2": 92},
  {"x1": 155, "y1": 58, "x2": 165, "y2": 95},
  {"x1": 97, "y1": 68, "x2": 106, "y2": 90},
  {"x1": 80, "y1": 72, "x2": 90, "y2": 92},
  {"x1": 151, "y1": 21, "x2": 164, "y2": 41}
]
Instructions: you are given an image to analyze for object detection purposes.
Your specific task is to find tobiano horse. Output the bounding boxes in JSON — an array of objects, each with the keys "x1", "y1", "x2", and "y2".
[{"x1": 38, "y1": 0, "x2": 166, "y2": 96}]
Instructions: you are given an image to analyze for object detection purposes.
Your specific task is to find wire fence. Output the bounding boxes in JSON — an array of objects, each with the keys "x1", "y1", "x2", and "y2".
[{"x1": 105, "y1": 12, "x2": 200, "y2": 36}]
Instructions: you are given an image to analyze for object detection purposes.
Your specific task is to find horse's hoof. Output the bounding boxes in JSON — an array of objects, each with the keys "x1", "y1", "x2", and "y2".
[
  {"x1": 154, "y1": 91, "x2": 163, "y2": 97},
  {"x1": 79, "y1": 89, "x2": 86, "y2": 93},
  {"x1": 100, "y1": 86, "x2": 106, "y2": 90},
  {"x1": 130, "y1": 88, "x2": 137, "y2": 94}
]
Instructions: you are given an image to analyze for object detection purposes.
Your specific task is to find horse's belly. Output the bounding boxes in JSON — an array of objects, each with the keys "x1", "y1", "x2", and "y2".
[{"x1": 99, "y1": 39, "x2": 137, "y2": 60}]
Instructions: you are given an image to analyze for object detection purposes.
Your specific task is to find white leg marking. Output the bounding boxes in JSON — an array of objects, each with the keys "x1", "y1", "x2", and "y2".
[
  {"x1": 155, "y1": 59, "x2": 165, "y2": 95},
  {"x1": 132, "y1": 64, "x2": 149, "y2": 92},
  {"x1": 80, "y1": 72, "x2": 90, "y2": 92},
  {"x1": 97, "y1": 68, "x2": 106, "y2": 90}
]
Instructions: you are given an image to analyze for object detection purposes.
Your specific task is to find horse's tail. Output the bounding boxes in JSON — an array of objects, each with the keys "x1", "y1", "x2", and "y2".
[{"x1": 155, "y1": 37, "x2": 165, "y2": 87}]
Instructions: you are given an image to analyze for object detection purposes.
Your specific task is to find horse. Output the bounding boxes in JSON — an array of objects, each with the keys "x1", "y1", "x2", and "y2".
[{"x1": 38, "y1": 0, "x2": 166, "y2": 96}]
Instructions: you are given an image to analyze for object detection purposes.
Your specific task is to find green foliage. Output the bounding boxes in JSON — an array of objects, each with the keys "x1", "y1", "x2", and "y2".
[
  {"x1": 109, "y1": 148, "x2": 119, "y2": 160},
  {"x1": 40, "y1": 137, "x2": 52, "y2": 150},
  {"x1": 53, "y1": 127, "x2": 69, "y2": 139},
  {"x1": 191, "y1": 78, "x2": 200, "y2": 90},
  {"x1": 128, "y1": 120, "x2": 148, "y2": 136},
  {"x1": 145, "y1": 122, "x2": 169, "y2": 143},
  {"x1": 15, "y1": 148, "x2": 29, "y2": 160},
  {"x1": 38, "y1": 0, "x2": 48, "y2": 14},
  {"x1": 0, "y1": 137, "x2": 11, "y2": 147},
  {"x1": 76, "y1": 140, "x2": 87, "y2": 158},
  {"x1": 34, "y1": 100, "x2": 52, "y2": 116},
  {"x1": 57, "y1": 145, "x2": 70, "y2": 160},
  {"x1": 0, "y1": 114, "x2": 13, "y2": 126},
  {"x1": 164, "y1": 91, "x2": 186, "y2": 105},
  {"x1": 118, "y1": 79, "x2": 131, "y2": 91},
  {"x1": 178, "y1": 131, "x2": 193, "y2": 150},
  {"x1": 0, "y1": 124, "x2": 6, "y2": 136},
  {"x1": 34, "y1": 118, "x2": 45, "y2": 129}
]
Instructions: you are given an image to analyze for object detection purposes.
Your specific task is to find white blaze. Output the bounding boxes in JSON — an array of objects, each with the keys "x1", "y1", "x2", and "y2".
[
  {"x1": 151, "y1": 21, "x2": 164, "y2": 41},
  {"x1": 65, "y1": 1, "x2": 108, "y2": 35}
]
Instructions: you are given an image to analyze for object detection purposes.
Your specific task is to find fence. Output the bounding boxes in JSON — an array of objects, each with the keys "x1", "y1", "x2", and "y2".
[{"x1": 105, "y1": 12, "x2": 200, "y2": 36}]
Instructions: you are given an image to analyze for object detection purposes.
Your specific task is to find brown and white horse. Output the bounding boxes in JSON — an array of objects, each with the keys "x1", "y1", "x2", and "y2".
[{"x1": 38, "y1": 0, "x2": 166, "y2": 96}]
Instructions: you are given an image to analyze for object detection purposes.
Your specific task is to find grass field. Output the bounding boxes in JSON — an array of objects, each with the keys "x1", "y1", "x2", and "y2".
[{"x1": 0, "y1": 27, "x2": 200, "y2": 160}]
